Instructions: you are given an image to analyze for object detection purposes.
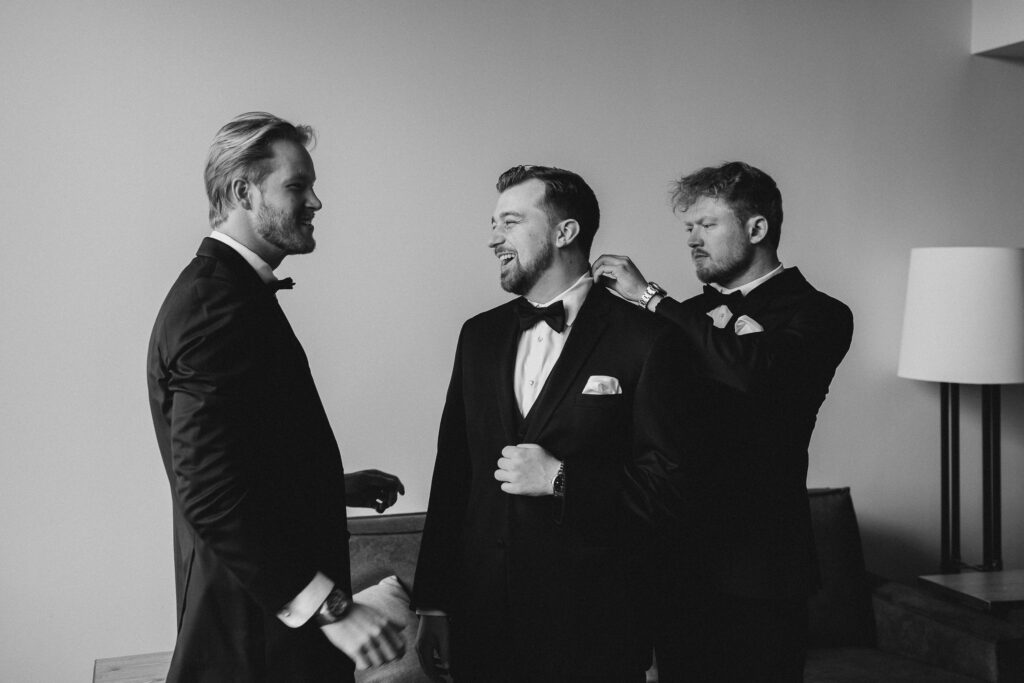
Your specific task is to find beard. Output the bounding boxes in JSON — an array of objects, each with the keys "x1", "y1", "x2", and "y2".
[
  {"x1": 694, "y1": 245, "x2": 754, "y2": 285},
  {"x1": 500, "y1": 240, "x2": 555, "y2": 295},
  {"x1": 254, "y1": 202, "x2": 315, "y2": 255}
]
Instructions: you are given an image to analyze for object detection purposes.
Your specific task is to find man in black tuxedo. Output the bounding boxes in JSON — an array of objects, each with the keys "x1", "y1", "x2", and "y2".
[
  {"x1": 593, "y1": 161, "x2": 853, "y2": 681},
  {"x1": 412, "y1": 166, "x2": 696, "y2": 682},
  {"x1": 148, "y1": 112, "x2": 406, "y2": 682}
]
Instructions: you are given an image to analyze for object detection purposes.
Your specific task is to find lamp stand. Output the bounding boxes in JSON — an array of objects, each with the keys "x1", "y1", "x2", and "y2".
[{"x1": 939, "y1": 382, "x2": 1002, "y2": 573}]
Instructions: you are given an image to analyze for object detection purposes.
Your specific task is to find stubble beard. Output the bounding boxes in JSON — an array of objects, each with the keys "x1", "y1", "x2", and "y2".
[
  {"x1": 694, "y1": 247, "x2": 754, "y2": 286},
  {"x1": 500, "y1": 241, "x2": 555, "y2": 295},
  {"x1": 255, "y1": 203, "x2": 316, "y2": 256}
]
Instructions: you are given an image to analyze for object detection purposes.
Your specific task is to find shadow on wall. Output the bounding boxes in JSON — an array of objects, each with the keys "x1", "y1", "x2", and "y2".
[{"x1": 860, "y1": 524, "x2": 934, "y2": 582}]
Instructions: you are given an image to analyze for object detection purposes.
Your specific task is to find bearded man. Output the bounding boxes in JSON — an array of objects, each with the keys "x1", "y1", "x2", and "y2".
[
  {"x1": 592, "y1": 161, "x2": 854, "y2": 682},
  {"x1": 147, "y1": 112, "x2": 406, "y2": 682},
  {"x1": 412, "y1": 165, "x2": 696, "y2": 682}
]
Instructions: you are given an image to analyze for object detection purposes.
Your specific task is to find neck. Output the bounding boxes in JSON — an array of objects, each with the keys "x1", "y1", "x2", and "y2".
[
  {"x1": 216, "y1": 214, "x2": 285, "y2": 269},
  {"x1": 716, "y1": 251, "x2": 780, "y2": 290},
  {"x1": 524, "y1": 257, "x2": 589, "y2": 304}
]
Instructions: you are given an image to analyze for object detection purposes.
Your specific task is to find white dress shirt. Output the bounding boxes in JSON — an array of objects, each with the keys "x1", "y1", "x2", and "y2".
[
  {"x1": 708, "y1": 262, "x2": 785, "y2": 296},
  {"x1": 515, "y1": 273, "x2": 594, "y2": 416}
]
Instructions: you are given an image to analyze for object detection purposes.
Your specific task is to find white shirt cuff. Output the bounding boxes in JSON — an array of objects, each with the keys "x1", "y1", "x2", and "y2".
[
  {"x1": 277, "y1": 572, "x2": 335, "y2": 627},
  {"x1": 416, "y1": 609, "x2": 448, "y2": 617}
]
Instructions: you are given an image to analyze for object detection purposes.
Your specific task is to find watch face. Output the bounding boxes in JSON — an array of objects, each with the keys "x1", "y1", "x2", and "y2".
[{"x1": 326, "y1": 592, "x2": 350, "y2": 614}]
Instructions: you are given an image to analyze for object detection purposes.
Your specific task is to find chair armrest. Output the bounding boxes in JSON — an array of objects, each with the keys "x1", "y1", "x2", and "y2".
[{"x1": 873, "y1": 581, "x2": 1024, "y2": 682}]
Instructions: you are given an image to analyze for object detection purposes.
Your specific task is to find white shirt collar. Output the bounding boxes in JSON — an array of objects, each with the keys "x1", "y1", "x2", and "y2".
[
  {"x1": 209, "y1": 231, "x2": 277, "y2": 285},
  {"x1": 529, "y1": 273, "x2": 593, "y2": 329},
  {"x1": 711, "y1": 263, "x2": 785, "y2": 297}
]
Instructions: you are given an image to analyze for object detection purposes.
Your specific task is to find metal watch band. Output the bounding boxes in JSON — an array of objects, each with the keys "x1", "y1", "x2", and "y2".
[
  {"x1": 638, "y1": 282, "x2": 665, "y2": 310},
  {"x1": 552, "y1": 462, "x2": 566, "y2": 498}
]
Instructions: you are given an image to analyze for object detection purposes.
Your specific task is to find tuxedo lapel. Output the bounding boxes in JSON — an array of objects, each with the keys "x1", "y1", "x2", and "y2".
[
  {"x1": 521, "y1": 286, "x2": 610, "y2": 441},
  {"x1": 492, "y1": 304, "x2": 522, "y2": 443}
]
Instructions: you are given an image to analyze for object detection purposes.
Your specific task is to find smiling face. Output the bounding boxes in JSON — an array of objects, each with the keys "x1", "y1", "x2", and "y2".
[
  {"x1": 681, "y1": 196, "x2": 757, "y2": 288},
  {"x1": 251, "y1": 139, "x2": 322, "y2": 256},
  {"x1": 489, "y1": 179, "x2": 558, "y2": 297}
]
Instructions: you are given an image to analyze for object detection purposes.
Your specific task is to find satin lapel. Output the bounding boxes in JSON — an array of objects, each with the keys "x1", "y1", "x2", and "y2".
[
  {"x1": 521, "y1": 287, "x2": 610, "y2": 441},
  {"x1": 493, "y1": 304, "x2": 522, "y2": 443}
]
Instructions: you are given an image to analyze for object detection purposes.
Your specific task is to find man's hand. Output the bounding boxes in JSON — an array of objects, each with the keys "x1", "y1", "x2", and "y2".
[
  {"x1": 494, "y1": 444, "x2": 561, "y2": 496},
  {"x1": 320, "y1": 602, "x2": 405, "y2": 670},
  {"x1": 591, "y1": 254, "x2": 649, "y2": 303},
  {"x1": 346, "y1": 469, "x2": 405, "y2": 513},
  {"x1": 415, "y1": 614, "x2": 451, "y2": 682}
]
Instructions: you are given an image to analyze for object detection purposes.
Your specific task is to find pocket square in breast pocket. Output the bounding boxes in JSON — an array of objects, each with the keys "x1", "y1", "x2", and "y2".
[
  {"x1": 582, "y1": 375, "x2": 622, "y2": 395},
  {"x1": 733, "y1": 315, "x2": 764, "y2": 335}
]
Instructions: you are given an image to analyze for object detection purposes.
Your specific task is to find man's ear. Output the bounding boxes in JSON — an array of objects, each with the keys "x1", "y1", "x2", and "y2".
[
  {"x1": 747, "y1": 215, "x2": 770, "y2": 245},
  {"x1": 231, "y1": 178, "x2": 253, "y2": 211},
  {"x1": 554, "y1": 219, "x2": 581, "y2": 249}
]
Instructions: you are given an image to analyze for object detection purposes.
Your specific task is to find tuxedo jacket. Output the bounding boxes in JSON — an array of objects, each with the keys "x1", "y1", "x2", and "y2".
[
  {"x1": 147, "y1": 238, "x2": 353, "y2": 682},
  {"x1": 656, "y1": 267, "x2": 853, "y2": 599},
  {"x1": 412, "y1": 284, "x2": 698, "y2": 681}
]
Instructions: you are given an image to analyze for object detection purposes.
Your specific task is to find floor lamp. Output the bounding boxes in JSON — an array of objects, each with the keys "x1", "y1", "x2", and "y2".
[{"x1": 898, "y1": 247, "x2": 1024, "y2": 573}]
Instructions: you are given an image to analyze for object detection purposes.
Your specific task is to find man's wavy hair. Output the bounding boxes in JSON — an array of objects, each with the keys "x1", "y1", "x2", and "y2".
[
  {"x1": 205, "y1": 112, "x2": 316, "y2": 229},
  {"x1": 496, "y1": 165, "x2": 600, "y2": 258},
  {"x1": 671, "y1": 161, "x2": 783, "y2": 248}
]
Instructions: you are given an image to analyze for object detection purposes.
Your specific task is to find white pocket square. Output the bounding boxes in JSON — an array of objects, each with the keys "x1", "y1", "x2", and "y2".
[
  {"x1": 734, "y1": 315, "x2": 764, "y2": 335},
  {"x1": 582, "y1": 375, "x2": 622, "y2": 395},
  {"x1": 707, "y1": 304, "x2": 734, "y2": 329}
]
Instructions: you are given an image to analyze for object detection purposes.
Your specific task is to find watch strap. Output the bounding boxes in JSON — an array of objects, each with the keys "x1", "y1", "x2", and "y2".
[
  {"x1": 313, "y1": 586, "x2": 353, "y2": 626},
  {"x1": 638, "y1": 282, "x2": 666, "y2": 310}
]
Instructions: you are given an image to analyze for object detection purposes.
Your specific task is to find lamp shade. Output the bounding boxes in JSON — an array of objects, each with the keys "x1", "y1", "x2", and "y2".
[{"x1": 898, "y1": 247, "x2": 1024, "y2": 384}]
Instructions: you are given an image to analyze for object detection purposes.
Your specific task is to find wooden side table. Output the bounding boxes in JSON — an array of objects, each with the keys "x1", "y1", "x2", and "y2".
[
  {"x1": 93, "y1": 651, "x2": 170, "y2": 683},
  {"x1": 918, "y1": 569, "x2": 1024, "y2": 622}
]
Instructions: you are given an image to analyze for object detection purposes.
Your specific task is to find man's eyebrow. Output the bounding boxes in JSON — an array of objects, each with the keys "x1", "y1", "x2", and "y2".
[
  {"x1": 285, "y1": 172, "x2": 315, "y2": 182},
  {"x1": 497, "y1": 211, "x2": 524, "y2": 219}
]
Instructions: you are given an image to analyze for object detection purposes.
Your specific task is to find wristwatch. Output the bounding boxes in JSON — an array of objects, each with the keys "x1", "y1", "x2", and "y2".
[
  {"x1": 637, "y1": 282, "x2": 666, "y2": 310},
  {"x1": 552, "y1": 462, "x2": 566, "y2": 498},
  {"x1": 313, "y1": 586, "x2": 353, "y2": 626}
]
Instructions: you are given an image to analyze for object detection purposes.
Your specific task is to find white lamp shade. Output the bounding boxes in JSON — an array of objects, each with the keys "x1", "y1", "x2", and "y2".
[{"x1": 898, "y1": 247, "x2": 1024, "y2": 384}]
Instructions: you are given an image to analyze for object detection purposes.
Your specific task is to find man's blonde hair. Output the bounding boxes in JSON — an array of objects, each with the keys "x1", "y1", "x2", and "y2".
[{"x1": 204, "y1": 112, "x2": 316, "y2": 228}]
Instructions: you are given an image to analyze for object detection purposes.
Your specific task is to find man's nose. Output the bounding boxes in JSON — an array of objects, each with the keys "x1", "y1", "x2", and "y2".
[
  {"x1": 308, "y1": 190, "x2": 323, "y2": 211},
  {"x1": 686, "y1": 228, "x2": 702, "y2": 248},
  {"x1": 487, "y1": 231, "x2": 503, "y2": 248}
]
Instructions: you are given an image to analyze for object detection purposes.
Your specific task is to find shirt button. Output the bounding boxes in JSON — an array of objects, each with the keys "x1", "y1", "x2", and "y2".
[
  {"x1": 529, "y1": 380, "x2": 535, "y2": 386},
  {"x1": 537, "y1": 336, "x2": 543, "y2": 342}
]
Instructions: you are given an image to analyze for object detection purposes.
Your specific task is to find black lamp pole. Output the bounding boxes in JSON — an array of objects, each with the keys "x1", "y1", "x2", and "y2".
[{"x1": 939, "y1": 382, "x2": 1002, "y2": 573}]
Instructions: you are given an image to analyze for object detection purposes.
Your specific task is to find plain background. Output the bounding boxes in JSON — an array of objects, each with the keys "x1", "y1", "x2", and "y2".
[{"x1": 1, "y1": 0, "x2": 1023, "y2": 680}]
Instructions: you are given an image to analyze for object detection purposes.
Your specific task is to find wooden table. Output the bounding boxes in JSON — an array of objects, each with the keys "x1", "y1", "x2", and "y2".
[
  {"x1": 93, "y1": 651, "x2": 171, "y2": 683},
  {"x1": 918, "y1": 569, "x2": 1024, "y2": 620}
]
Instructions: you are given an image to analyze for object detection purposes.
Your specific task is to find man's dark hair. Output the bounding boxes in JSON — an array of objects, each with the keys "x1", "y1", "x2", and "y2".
[
  {"x1": 671, "y1": 161, "x2": 783, "y2": 248},
  {"x1": 497, "y1": 165, "x2": 600, "y2": 258}
]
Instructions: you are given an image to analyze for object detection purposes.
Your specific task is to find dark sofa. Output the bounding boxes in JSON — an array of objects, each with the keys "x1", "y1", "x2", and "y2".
[
  {"x1": 348, "y1": 489, "x2": 1024, "y2": 682},
  {"x1": 94, "y1": 488, "x2": 1024, "y2": 682}
]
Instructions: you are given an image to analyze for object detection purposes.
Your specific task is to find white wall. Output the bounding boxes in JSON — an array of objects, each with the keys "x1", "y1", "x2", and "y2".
[{"x1": 2, "y1": 1, "x2": 1023, "y2": 680}]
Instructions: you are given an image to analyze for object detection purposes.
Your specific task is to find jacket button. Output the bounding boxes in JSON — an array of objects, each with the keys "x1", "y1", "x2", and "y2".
[{"x1": 496, "y1": 538, "x2": 507, "y2": 547}]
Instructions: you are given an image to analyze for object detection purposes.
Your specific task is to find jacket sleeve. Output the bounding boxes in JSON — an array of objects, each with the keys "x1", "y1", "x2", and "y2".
[
  {"x1": 164, "y1": 282, "x2": 318, "y2": 614},
  {"x1": 621, "y1": 324, "x2": 708, "y2": 530},
  {"x1": 411, "y1": 326, "x2": 472, "y2": 612},
  {"x1": 655, "y1": 295, "x2": 853, "y2": 403}
]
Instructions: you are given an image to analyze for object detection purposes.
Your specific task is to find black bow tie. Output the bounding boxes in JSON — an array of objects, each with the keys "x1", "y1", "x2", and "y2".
[
  {"x1": 703, "y1": 285, "x2": 744, "y2": 311},
  {"x1": 516, "y1": 298, "x2": 566, "y2": 333},
  {"x1": 269, "y1": 277, "x2": 295, "y2": 292}
]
